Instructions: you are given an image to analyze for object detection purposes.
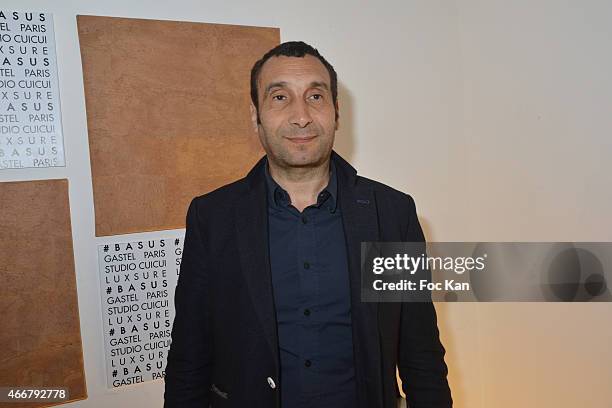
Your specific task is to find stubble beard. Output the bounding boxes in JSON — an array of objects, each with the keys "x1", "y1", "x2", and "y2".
[{"x1": 260, "y1": 125, "x2": 335, "y2": 170}]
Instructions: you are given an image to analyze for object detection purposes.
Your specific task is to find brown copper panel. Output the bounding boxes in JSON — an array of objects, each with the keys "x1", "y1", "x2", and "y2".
[
  {"x1": 0, "y1": 179, "x2": 86, "y2": 407},
  {"x1": 77, "y1": 15, "x2": 278, "y2": 236}
]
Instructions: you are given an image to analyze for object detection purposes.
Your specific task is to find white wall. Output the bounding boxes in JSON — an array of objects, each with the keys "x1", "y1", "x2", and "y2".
[
  {"x1": 1, "y1": 1, "x2": 610, "y2": 407},
  {"x1": 449, "y1": 2, "x2": 612, "y2": 407}
]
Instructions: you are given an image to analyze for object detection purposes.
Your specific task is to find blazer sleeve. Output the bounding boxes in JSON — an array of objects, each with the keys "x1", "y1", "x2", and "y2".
[
  {"x1": 164, "y1": 197, "x2": 213, "y2": 407},
  {"x1": 397, "y1": 194, "x2": 453, "y2": 407}
]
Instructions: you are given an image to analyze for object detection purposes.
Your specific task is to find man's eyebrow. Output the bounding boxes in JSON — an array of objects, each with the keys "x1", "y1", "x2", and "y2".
[
  {"x1": 309, "y1": 81, "x2": 330, "y2": 91},
  {"x1": 264, "y1": 81, "x2": 330, "y2": 96},
  {"x1": 264, "y1": 81, "x2": 288, "y2": 96}
]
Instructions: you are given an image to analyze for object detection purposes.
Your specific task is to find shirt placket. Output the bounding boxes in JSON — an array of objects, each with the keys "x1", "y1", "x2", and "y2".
[{"x1": 298, "y1": 205, "x2": 320, "y2": 398}]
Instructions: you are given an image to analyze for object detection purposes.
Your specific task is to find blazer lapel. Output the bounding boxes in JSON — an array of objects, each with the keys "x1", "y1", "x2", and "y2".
[
  {"x1": 334, "y1": 152, "x2": 384, "y2": 408},
  {"x1": 234, "y1": 157, "x2": 279, "y2": 365}
]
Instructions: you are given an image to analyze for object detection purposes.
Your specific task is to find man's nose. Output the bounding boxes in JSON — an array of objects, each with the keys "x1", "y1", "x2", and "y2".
[{"x1": 289, "y1": 99, "x2": 313, "y2": 128}]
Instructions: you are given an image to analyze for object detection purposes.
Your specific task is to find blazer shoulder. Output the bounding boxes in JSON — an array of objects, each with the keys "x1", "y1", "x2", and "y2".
[
  {"x1": 191, "y1": 177, "x2": 248, "y2": 208},
  {"x1": 354, "y1": 175, "x2": 421, "y2": 240},
  {"x1": 355, "y1": 175, "x2": 417, "y2": 207},
  {"x1": 186, "y1": 177, "x2": 249, "y2": 229}
]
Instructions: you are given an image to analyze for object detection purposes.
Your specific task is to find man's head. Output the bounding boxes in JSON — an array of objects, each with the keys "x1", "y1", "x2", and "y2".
[{"x1": 250, "y1": 41, "x2": 339, "y2": 169}]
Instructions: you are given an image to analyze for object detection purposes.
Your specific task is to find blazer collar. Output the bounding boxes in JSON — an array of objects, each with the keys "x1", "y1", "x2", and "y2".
[{"x1": 244, "y1": 150, "x2": 357, "y2": 190}]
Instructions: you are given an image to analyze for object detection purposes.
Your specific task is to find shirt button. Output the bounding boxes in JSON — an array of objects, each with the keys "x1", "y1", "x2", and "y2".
[
  {"x1": 301, "y1": 215, "x2": 308, "y2": 224},
  {"x1": 303, "y1": 309, "x2": 311, "y2": 316},
  {"x1": 304, "y1": 360, "x2": 312, "y2": 367},
  {"x1": 267, "y1": 377, "x2": 276, "y2": 389},
  {"x1": 303, "y1": 262, "x2": 310, "y2": 270}
]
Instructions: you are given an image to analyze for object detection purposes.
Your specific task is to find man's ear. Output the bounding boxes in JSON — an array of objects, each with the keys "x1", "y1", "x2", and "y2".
[
  {"x1": 335, "y1": 99, "x2": 340, "y2": 131},
  {"x1": 249, "y1": 103, "x2": 259, "y2": 134}
]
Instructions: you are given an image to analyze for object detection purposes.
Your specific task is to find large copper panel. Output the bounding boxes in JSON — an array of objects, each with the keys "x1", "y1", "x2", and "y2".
[
  {"x1": 0, "y1": 179, "x2": 86, "y2": 407},
  {"x1": 77, "y1": 15, "x2": 279, "y2": 236}
]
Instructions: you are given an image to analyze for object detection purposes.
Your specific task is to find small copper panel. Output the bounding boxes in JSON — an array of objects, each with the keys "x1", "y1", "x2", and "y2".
[{"x1": 0, "y1": 179, "x2": 86, "y2": 407}]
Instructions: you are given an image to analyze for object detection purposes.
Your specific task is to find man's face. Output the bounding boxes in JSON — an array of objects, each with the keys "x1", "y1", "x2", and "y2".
[{"x1": 251, "y1": 54, "x2": 338, "y2": 169}]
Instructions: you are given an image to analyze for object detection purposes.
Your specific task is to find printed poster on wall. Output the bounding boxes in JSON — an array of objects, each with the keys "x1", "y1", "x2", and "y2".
[
  {"x1": 0, "y1": 11, "x2": 65, "y2": 169},
  {"x1": 98, "y1": 234, "x2": 184, "y2": 388}
]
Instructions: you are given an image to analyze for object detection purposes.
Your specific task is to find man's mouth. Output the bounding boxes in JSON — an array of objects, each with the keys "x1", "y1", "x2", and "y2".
[{"x1": 286, "y1": 135, "x2": 317, "y2": 143}]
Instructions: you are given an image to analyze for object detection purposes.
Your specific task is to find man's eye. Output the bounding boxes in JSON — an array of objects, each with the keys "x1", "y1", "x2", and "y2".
[
  {"x1": 309, "y1": 94, "x2": 323, "y2": 101},
  {"x1": 272, "y1": 95, "x2": 287, "y2": 101}
]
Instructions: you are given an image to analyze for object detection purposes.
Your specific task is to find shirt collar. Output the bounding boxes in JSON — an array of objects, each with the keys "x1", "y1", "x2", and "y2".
[{"x1": 264, "y1": 157, "x2": 338, "y2": 212}]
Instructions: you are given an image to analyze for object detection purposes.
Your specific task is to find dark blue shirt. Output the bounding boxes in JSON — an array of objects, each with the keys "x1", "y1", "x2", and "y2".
[{"x1": 265, "y1": 159, "x2": 357, "y2": 408}]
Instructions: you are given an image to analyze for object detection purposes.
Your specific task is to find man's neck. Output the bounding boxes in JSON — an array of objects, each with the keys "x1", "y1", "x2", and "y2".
[{"x1": 268, "y1": 158, "x2": 331, "y2": 212}]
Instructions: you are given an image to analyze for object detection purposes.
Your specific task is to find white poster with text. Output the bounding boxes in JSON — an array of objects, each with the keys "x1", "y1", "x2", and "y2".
[
  {"x1": 0, "y1": 11, "x2": 65, "y2": 169},
  {"x1": 98, "y1": 235, "x2": 184, "y2": 388}
]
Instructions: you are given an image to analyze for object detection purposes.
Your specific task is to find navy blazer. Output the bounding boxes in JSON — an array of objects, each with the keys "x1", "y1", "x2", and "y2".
[{"x1": 164, "y1": 151, "x2": 452, "y2": 408}]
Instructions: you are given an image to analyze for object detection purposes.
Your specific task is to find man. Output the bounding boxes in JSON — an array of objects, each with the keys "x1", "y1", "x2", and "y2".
[{"x1": 164, "y1": 41, "x2": 452, "y2": 408}]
